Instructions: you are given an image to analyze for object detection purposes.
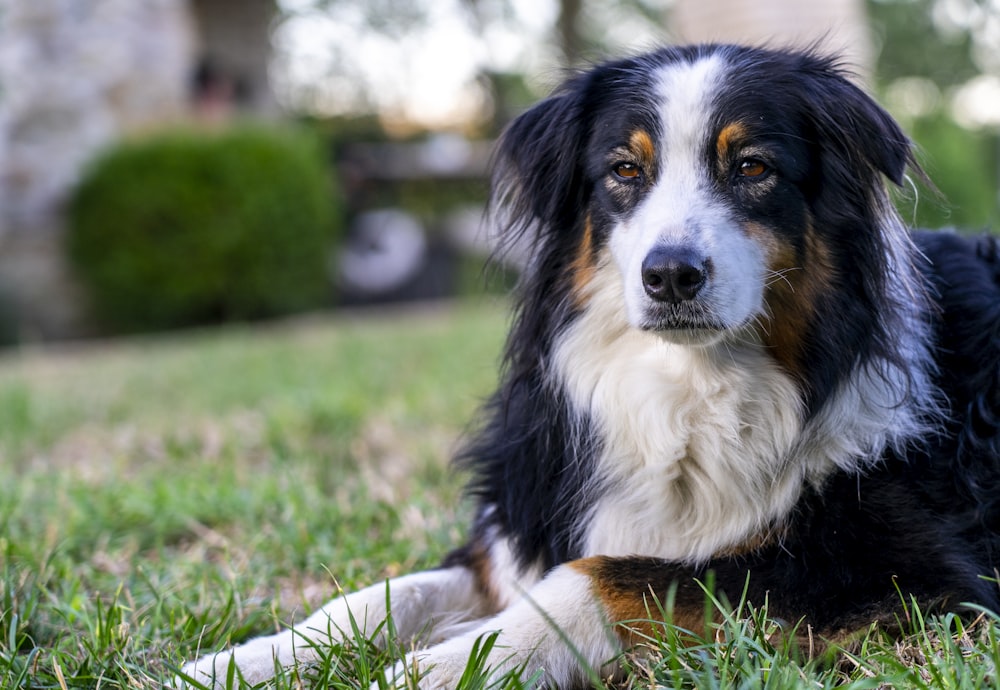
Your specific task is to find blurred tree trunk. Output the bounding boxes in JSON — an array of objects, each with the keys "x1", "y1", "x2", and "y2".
[{"x1": 557, "y1": 0, "x2": 584, "y2": 66}]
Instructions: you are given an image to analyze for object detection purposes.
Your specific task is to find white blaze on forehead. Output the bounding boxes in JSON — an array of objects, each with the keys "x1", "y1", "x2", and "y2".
[
  {"x1": 654, "y1": 54, "x2": 726, "y2": 203},
  {"x1": 638, "y1": 53, "x2": 727, "y2": 244}
]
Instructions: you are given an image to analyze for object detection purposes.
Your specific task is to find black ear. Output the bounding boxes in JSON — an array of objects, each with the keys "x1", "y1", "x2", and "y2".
[
  {"x1": 801, "y1": 66, "x2": 914, "y2": 186},
  {"x1": 491, "y1": 77, "x2": 592, "y2": 239}
]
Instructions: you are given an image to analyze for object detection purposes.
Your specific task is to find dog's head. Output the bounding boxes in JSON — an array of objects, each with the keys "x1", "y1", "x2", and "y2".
[{"x1": 493, "y1": 44, "x2": 916, "y2": 389}]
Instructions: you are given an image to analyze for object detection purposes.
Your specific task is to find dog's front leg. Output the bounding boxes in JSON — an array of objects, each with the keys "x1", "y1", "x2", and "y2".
[
  {"x1": 383, "y1": 560, "x2": 626, "y2": 689},
  {"x1": 178, "y1": 566, "x2": 489, "y2": 688},
  {"x1": 383, "y1": 554, "x2": 774, "y2": 688}
]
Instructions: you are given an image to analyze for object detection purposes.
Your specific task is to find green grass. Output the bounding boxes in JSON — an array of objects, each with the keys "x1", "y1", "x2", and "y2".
[{"x1": 1, "y1": 298, "x2": 998, "y2": 689}]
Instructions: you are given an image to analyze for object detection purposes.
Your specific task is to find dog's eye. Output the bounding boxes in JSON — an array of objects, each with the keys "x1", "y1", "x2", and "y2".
[
  {"x1": 613, "y1": 162, "x2": 641, "y2": 180},
  {"x1": 738, "y1": 159, "x2": 769, "y2": 178}
]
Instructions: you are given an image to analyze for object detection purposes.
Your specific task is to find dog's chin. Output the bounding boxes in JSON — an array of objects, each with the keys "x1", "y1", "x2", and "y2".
[
  {"x1": 623, "y1": 290, "x2": 754, "y2": 346},
  {"x1": 635, "y1": 304, "x2": 732, "y2": 347},
  {"x1": 642, "y1": 323, "x2": 729, "y2": 347}
]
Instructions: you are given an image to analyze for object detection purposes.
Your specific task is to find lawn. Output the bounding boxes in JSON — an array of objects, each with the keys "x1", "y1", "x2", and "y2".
[
  {"x1": 1, "y1": 298, "x2": 998, "y2": 689},
  {"x1": 0, "y1": 300, "x2": 505, "y2": 688}
]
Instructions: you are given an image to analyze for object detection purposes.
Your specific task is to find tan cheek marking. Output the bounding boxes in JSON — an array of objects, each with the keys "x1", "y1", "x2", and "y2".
[
  {"x1": 569, "y1": 214, "x2": 597, "y2": 307},
  {"x1": 754, "y1": 220, "x2": 836, "y2": 381},
  {"x1": 742, "y1": 220, "x2": 783, "y2": 258}
]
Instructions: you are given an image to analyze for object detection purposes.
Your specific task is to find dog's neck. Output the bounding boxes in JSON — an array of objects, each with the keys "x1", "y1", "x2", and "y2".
[{"x1": 551, "y1": 255, "x2": 929, "y2": 563}]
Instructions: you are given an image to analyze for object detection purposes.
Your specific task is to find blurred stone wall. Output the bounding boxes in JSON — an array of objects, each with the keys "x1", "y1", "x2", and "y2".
[
  {"x1": 0, "y1": 0, "x2": 195, "y2": 339},
  {"x1": 0, "y1": 0, "x2": 275, "y2": 341}
]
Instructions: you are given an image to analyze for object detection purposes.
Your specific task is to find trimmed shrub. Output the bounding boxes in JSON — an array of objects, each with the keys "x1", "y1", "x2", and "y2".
[{"x1": 68, "y1": 125, "x2": 340, "y2": 333}]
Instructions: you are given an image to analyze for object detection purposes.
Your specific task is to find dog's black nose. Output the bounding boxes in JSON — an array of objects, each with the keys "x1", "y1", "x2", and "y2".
[{"x1": 641, "y1": 246, "x2": 709, "y2": 303}]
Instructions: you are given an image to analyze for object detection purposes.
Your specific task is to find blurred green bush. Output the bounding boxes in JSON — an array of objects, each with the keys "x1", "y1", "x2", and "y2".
[{"x1": 68, "y1": 126, "x2": 341, "y2": 333}]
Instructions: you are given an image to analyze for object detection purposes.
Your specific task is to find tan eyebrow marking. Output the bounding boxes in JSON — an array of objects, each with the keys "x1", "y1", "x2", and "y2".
[
  {"x1": 629, "y1": 129, "x2": 656, "y2": 169},
  {"x1": 716, "y1": 122, "x2": 747, "y2": 160}
]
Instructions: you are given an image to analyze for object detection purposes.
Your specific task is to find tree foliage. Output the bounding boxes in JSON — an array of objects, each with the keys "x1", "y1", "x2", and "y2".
[{"x1": 868, "y1": 0, "x2": 981, "y2": 87}]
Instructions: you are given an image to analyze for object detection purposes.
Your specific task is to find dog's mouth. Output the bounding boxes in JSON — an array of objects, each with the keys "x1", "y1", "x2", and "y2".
[
  {"x1": 639, "y1": 302, "x2": 725, "y2": 331},
  {"x1": 638, "y1": 303, "x2": 733, "y2": 345}
]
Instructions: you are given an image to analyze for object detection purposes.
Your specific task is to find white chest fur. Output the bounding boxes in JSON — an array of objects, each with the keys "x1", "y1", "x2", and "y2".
[{"x1": 553, "y1": 261, "x2": 824, "y2": 563}]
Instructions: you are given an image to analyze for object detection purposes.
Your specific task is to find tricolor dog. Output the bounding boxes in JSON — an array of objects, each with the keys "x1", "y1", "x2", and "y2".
[{"x1": 181, "y1": 44, "x2": 1000, "y2": 688}]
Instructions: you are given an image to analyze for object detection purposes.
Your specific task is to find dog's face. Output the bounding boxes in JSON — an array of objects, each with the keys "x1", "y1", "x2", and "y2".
[
  {"x1": 595, "y1": 54, "x2": 800, "y2": 345},
  {"x1": 496, "y1": 45, "x2": 912, "y2": 360}
]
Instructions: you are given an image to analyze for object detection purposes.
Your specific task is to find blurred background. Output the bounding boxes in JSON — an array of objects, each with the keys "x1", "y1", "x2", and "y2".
[{"x1": 0, "y1": 0, "x2": 997, "y2": 344}]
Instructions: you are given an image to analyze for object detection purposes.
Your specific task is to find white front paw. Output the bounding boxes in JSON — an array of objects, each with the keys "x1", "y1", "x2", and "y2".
[
  {"x1": 176, "y1": 650, "x2": 238, "y2": 689},
  {"x1": 377, "y1": 632, "x2": 527, "y2": 690},
  {"x1": 175, "y1": 643, "x2": 283, "y2": 689},
  {"x1": 377, "y1": 651, "x2": 470, "y2": 690}
]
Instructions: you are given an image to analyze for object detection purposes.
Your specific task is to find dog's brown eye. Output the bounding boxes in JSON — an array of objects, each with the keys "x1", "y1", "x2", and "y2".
[
  {"x1": 613, "y1": 162, "x2": 640, "y2": 180},
  {"x1": 738, "y1": 159, "x2": 768, "y2": 178}
]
